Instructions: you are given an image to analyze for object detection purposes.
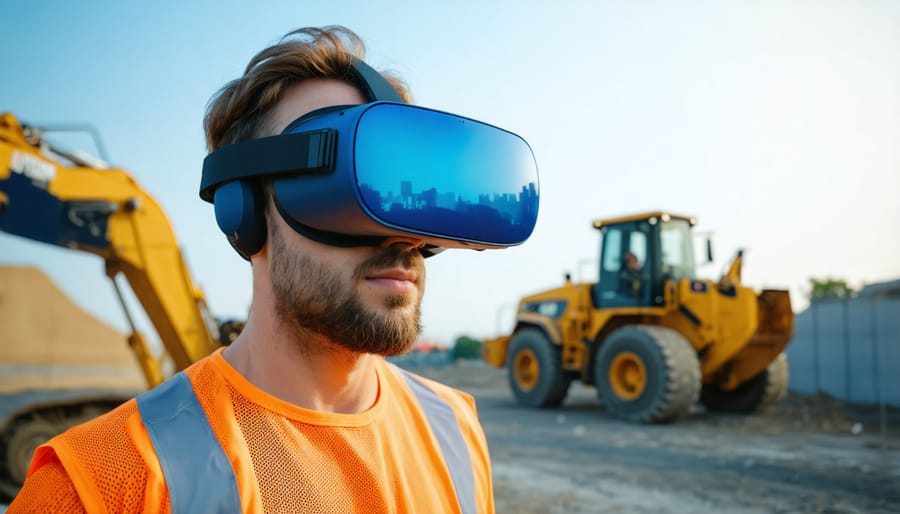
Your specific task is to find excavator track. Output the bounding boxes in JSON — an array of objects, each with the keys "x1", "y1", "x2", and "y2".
[{"x1": 0, "y1": 401, "x2": 120, "y2": 501}]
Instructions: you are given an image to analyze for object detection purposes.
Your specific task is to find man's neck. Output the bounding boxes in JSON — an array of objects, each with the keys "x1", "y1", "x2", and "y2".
[{"x1": 222, "y1": 319, "x2": 380, "y2": 414}]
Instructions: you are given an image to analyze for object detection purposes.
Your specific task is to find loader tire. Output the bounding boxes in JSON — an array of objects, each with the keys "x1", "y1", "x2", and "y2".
[
  {"x1": 507, "y1": 329, "x2": 572, "y2": 408},
  {"x1": 595, "y1": 325, "x2": 701, "y2": 423},
  {"x1": 701, "y1": 352, "x2": 789, "y2": 413}
]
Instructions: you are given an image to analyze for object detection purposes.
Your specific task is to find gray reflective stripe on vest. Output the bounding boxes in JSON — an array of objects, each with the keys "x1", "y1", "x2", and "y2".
[
  {"x1": 135, "y1": 372, "x2": 240, "y2": 514},
  {"x1": 393, "y1": 365, "x2": 477, "y2": 514}
]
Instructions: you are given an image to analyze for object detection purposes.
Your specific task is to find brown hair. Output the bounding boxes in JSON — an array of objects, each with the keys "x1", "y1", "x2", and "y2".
[{"x1": 203, "y1": 25, "x2": 412, "y2": 151}]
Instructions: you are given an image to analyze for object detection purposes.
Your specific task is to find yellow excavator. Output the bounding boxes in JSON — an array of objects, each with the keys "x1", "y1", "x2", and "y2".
[
  {"x1": 483, "y1": 212, "x2": 794, "y2": 423},
  {"x1": 0, "y1": 112, "x2": 241, "y2": 497}
]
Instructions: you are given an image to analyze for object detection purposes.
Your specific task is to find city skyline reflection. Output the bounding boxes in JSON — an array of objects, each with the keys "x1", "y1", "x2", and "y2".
[{"x1": 359, "y1": 178, "x2": 538, "y2": 244}]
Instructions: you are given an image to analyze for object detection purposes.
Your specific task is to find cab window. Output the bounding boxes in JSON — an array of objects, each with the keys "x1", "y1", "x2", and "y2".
[{"x1": 602, "y1": 229, "x2": 622, "y2": 273}]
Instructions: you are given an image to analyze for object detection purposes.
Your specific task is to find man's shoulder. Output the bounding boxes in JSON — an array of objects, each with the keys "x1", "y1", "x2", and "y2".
[
  {"x1": 40, "y1": 356, "x2": 224, "y2": 461},
  {"x1": 20, "y1": 396, "x2": 149, "y2": 511},
  {"x1": 384, "y1": 363, "x2": 478, "y2": 416},
  {"x1": 60, "y1": 352, "x2": 218, "y2": 439},
  {"x1": 43, "y1": 395, "x2": 141, "y2": 463},
  {"x1": 410, "y1": 369, "x2": 471, "y2": 395}
]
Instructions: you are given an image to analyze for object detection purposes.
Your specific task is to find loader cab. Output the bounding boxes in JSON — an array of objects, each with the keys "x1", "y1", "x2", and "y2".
[{"x1": 592, "y1": 213, "x2": 697, "y2": 308}]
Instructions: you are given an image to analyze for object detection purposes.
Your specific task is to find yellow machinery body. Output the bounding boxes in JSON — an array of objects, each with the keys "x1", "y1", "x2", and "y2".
[
  {"x1": 483, "y1": 211, "x2": 794, "y2": 423},
  {"x1": 0, "y1": 112, "x2": 241, "y2": 497}
]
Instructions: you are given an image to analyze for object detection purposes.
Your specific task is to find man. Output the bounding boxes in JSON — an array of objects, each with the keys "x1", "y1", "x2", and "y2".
[
  {"x1": 620, "y1": 251, "x2": 645, "y2": 296},
  {"x1": 10, "y1": 26, "x2": 538, "y2": 513}
]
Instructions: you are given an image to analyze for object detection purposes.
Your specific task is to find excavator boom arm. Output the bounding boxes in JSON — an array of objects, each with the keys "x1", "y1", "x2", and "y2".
[{"x1": 0, "y1": 113, "x2": 221, "y2": 383}]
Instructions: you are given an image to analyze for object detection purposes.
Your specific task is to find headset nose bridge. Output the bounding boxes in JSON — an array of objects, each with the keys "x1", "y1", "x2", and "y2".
[{"x1": 380, "y1": 236, "x2": 426, "y2": 250}]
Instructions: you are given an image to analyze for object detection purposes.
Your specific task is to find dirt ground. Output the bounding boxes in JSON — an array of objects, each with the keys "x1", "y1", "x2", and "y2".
[{"x1": 413, "y1": 360, "x2": 900, "y2": 514}]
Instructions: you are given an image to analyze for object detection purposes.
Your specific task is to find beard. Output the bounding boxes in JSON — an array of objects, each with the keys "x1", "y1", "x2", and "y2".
[{"x1": 269, "y1": 228, "x2": 424, "y2": 356}]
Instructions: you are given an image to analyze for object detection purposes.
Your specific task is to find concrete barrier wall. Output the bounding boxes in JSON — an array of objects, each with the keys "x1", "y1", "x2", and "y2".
[{"x1": 787, "y1": 298, "x2": 899, "y2": 407}]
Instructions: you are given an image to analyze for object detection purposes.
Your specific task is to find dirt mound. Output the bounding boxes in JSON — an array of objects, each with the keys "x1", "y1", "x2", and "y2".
[{"x1": 0, "y1": 266, "x2": 144, "y2": 391}]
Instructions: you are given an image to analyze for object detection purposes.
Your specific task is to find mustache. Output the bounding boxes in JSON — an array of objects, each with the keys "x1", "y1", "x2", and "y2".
[{"x1": 354, "y1": 247, "x2": 424, "y2": 281}]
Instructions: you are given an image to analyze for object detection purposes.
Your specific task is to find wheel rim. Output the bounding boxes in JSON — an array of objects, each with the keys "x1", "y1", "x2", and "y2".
[
  {"x1": 609, "y1": 351, "x2": 647, "y2": 401},
  {"x1": 513, "y1": 348, "x2": 540, "y2": 392}
]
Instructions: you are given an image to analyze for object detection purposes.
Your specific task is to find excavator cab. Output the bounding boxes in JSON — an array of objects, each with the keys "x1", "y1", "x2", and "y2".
[{"x1": 592, "y1": 213, "x2": 697, "y2": 308}]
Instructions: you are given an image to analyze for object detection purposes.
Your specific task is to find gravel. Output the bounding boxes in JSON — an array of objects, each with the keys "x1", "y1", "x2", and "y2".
[{"x1": 411, "y1": 360, "x2": 900, "y2": 514}]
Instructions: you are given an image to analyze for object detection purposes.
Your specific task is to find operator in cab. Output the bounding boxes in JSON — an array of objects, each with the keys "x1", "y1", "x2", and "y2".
[{"x1": 620, "y1": 251, "x2": 646, "y2": 296}]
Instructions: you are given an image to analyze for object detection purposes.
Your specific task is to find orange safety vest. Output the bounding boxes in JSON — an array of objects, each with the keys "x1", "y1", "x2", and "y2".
[{"x1": 13, "y1": 350, "x2": 494, "y2": 514}]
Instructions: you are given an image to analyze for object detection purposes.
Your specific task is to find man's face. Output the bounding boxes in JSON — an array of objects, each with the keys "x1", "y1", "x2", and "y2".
[
  {"x1": 265, "y1": 79, "x2": 425, "y2": 356},
  {"x1": 626, "y1": 255, "x2": 640, "y2": 271}
]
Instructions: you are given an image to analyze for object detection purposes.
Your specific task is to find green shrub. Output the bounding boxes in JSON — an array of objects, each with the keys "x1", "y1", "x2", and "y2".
[{"x1": 452, "y1": 336, "x2": 482, "y2": 360}]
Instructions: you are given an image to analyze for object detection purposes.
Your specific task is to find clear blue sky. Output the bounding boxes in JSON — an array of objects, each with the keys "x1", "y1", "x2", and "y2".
[{"x1": 2, "y1": 0, "x2": 898, "y2": 347}]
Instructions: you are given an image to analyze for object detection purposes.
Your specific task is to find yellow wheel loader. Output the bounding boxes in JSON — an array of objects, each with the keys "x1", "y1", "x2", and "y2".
[{"x1": 483, "y1": 212, "x2": 794, "y2": 423}]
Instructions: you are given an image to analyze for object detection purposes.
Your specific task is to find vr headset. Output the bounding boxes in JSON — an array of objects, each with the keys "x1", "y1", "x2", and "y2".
[{"x1": 200, "y1": 59, "x2": 539, "y2": 259}]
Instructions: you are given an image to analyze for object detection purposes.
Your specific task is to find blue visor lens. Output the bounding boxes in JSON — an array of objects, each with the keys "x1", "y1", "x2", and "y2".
[{"x1": 354, "y1": 104, "x2": 539, "y2": 245}]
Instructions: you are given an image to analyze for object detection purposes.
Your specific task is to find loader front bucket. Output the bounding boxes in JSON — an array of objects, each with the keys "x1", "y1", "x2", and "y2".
[
  {"x1": 481, "y1": 335, "x2": 512, "y2": 368},
  {"x1": 718, "y1": 289, "x2": 794, "y2": 390}
]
